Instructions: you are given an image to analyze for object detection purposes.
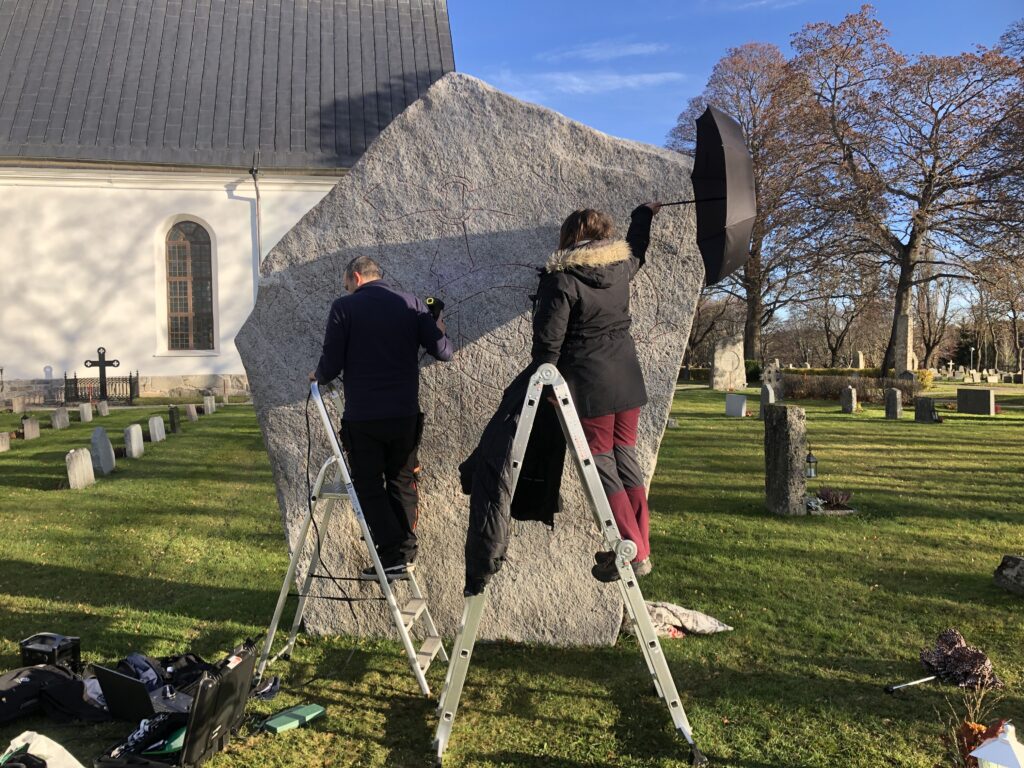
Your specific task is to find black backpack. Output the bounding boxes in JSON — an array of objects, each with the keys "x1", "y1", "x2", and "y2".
[{"x1": 0, "y1": 664, "x2": 74, "y2": 724}]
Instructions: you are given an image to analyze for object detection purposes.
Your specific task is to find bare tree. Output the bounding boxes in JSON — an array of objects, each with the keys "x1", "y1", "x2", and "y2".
[
  {"x1": 915, "y1": 266, "x2": 960, "y2": 368},
  {"x1": 667, "y1": 43, "x2": 831, "y2": 362},
  {"x1": 791, "y1": 6, "x2": 1024, "y2": 373}
]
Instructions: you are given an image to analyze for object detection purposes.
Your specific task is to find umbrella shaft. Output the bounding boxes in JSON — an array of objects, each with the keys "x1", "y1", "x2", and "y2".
[{"x1": 663, "y1": 196, "x2": 726, "y2": 206}]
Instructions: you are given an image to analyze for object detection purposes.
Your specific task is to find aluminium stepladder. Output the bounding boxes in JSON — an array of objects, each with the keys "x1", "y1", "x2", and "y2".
[
  {"x1": 433, "y1": 363, "x2": 709, "y2": 767},
  {"x1": 256, "y1": 380, "x2": 448, "y2": 696}
]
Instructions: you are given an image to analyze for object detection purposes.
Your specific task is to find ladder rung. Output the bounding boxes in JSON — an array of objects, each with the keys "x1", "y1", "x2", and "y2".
[
  {"x1": 416, "y1": 635, "x2": 444, "y2": 672},
  {"x1": 400, "y1": 598, "x2": 427, "y2": 631},
  {"x1": 317, "y1": 482, "x2": 348, "y2": 499}
]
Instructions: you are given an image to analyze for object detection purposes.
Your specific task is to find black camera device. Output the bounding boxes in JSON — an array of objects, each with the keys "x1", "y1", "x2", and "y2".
[
  {"x1": 425, "y1": 296, "x2": 445, "y2": 320},
  {"x1": 20, "y1": 632, "x2": 82, "y2": 673}
]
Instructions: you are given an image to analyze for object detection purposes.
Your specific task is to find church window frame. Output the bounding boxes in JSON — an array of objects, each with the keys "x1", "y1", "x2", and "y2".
[{"x1": 165, "y1": 220, "x2": 215, "y2": 351}]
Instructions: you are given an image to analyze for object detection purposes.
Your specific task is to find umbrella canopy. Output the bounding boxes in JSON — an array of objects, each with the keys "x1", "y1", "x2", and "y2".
[{"x1": 666, "y1": 106, "x2": 756, "y2": 286}]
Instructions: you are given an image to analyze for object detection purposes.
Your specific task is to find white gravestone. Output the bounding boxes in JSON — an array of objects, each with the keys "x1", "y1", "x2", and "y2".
[
  {"x1": 66, "y1": 448, "x2": 95, "y2": 490},
  {"x1": 22, "y1": 418, "x2": 40, "y2": 440},
  {"x1": 51, "y1": 407, "x2": 70, "y2": 430},
  {"x1": 97, "y1": 401, "x2": 110, "y2": 416},
  {"x1": 185, "y1": 404, "x2": 199, "y2": 422},
  {"x1": 202, "y1": 395, "x2": 216, "y2": 415},
  {"x1": 89, "y1": 428, "x2": 116, "y2": 475},
  {"x1": 124, "y1": 424, "x2": 145, "y2": 458},
  {"x1": 725, "y1": 394, "x2": 747, "y2": 418},
  {"x1": 11, "y1": 396, "x2": 26, "y2": 414},
  {"x1": 759, "y1": 383, "x2": 776, "y2": 421},
  {"x1": 711, "y1": 335, "x2": 746, "y2": 391},
  {"x1": 147, "y1": 416, "x2": 166, "y2": 442},
  {"x1": 235, "y1": 73, "x2": 704, "y2": 646},
  {"x1": 855, "y1": 351, "x2": 865, "y2": 369},
  {"x1": 79, "y1": 403, "x2": 93, "y2": 423},
  {"x1": 0, "y1": 432, "x2": 9, "y2": 452}
]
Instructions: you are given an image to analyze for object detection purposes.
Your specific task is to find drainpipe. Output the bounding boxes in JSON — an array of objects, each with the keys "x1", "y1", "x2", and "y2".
[{"x1": 249, "y1": 150, "x2": 263, "y2": 302}]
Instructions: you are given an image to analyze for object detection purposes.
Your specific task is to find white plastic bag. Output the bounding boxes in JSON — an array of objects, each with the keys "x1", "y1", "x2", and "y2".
[{"x1": 1, "y1": 731, "x2": 86, "y2": 768}]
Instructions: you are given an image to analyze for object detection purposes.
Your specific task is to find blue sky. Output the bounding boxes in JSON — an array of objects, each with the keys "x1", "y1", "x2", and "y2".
[{"x1": 448, "y1": 1, "x2": 1023, "y2": 147}]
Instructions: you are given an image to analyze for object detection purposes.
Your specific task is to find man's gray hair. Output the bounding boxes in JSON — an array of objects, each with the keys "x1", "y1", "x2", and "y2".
[{"x1": 344, "y1": 255, "x2": 382, "y2": 281}]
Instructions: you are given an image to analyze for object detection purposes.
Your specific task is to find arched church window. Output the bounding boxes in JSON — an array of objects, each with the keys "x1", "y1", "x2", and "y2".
[{"x1": 166, "y1": 221, "x2": 214, "y2": 350}]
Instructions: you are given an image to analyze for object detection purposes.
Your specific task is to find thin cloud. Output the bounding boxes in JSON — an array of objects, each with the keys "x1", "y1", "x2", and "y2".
[
  {"x1": 538, "y1": 41, "x2": 670, "y2": 63},
  {"x1": 490, "y1": 68, "x2": 687, "y2": 102}
]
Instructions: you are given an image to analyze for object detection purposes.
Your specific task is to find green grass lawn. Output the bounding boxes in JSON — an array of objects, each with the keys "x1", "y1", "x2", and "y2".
[{"x1": 0, "y1": 394, "x2": 1021, "y2": 767}]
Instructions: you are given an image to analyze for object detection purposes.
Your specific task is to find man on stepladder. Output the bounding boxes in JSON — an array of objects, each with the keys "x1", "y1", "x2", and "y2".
[{"x1": 309, "y1": 255, "x2": 453, "y2": 580}]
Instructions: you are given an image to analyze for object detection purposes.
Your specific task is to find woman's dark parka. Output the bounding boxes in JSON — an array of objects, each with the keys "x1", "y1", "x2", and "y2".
[{"x1": 460, "y1": 205, "x2": 655, "y2": 594}]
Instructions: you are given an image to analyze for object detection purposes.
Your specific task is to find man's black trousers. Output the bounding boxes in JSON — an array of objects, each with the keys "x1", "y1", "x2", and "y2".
[{"x1": 340, "y1": 414, "x2": 422, "y2": 567}]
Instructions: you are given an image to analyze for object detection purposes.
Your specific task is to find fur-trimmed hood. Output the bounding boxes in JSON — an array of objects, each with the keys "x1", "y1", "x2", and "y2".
[{"x1": 545, "y1": 239, "x2": 632, "y2": 274}]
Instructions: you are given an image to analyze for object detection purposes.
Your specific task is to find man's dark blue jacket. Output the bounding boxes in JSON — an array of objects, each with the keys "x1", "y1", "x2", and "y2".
[{"x1": 314, "y1": 280, "x2": 454, "y2": 420}]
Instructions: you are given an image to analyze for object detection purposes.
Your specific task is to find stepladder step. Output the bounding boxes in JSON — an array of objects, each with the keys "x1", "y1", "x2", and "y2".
[
  {"x1": 316, "y1": 481, "x2": 347, "y2": 499},
  {"x1": 417, "y1": 635, "x2": 444, "y2": 672},
  {"x1": 401, "y1": 598, "x2": 427, "y2": 631}
]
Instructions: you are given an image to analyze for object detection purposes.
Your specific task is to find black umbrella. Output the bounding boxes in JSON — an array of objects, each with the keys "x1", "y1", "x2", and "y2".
[{"x1": 664, "y1": 106, "x2": 756, "y2": 286}]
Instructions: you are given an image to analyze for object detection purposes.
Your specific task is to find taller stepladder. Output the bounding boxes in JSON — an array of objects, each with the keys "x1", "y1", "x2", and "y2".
[
  {"x1": 256, "y1": 381, "x2": 448, "y2": 696},
  {"x1": 433, "y1": 364, "x2": 708, "y2": 767}
]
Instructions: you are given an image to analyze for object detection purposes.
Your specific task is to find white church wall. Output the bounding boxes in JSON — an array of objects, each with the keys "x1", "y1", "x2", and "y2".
[{"x1": 0, "y1": 168, "x2": 338, "y2": 381}]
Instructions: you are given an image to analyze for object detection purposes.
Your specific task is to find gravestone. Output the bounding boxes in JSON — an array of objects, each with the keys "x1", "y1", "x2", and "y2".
[
  {"x1": 185, "y1": 404, "x2": 199, "y2": 422},
  {"x1": 202, "y1": 395, "x2": 216, "y2": 415},
  {"x1": 66, "y1": 448, "x2": 95, "y2": 490},
  {"x1": 894, "y1": 314, "x2": 914, "y2": 376},
  {"x1": 235, "y1": 73, "x2": 704, "y2": 646},
  {"x1": 840, "y1": 386, "x2": 857, "y2": 414},
  {"x1": 885, "y1": 388, "x2": 903, "y2": 420},
  {"x1": 957, "y1": 388, "x2": 995, "y2": 416},
  {"x1": 79, "y1": 403, "x2": 93, "y2": 423},
  {"x1": 89, "y1": 428, "x2": 116, "y2": 475},
  {"x1": 914, "y1": 397, "x2": 940, "y2": 423},
  {"x1": 711, "y1": 335, "x2": 746, "y2": 391},
  {"x1": 994, "y1": 555, "x2": 1024, "y2": 597},
  {"x1": 759, "y1": 383, "x2": 776, "y2": 420},
  {"x1": 11, "y1": 396, "x2": 26, "y2": 414},
  {"x1": 725, "y1": 393, "x2": 747, "y2": 418},
  {"x1": 854, "y1": 351, "x2": 865, "y2": 369},
  {"x1": 762, "y1": 359, "x2": 783, "y2": 399},
  {"x1": 763, "y1": 404, "x2": 807, "y2": 516},
  {"x1": 22, "y1": 418, "x2": 40, "y2": 440},
  {"x1": 168, "y1": 405, "x2": 181, "y2": 434},
  {"x1": 0, "y1": 432, "x2": 9, "y2": 452},
  {"x1": 97, "y1": 401, "x2": 110, "y2": 417},
  {"x1": 124, "y1": 424, "x2": 145, "y2": 458},
  {"x1": 51, "y1": 407, "x2": 70, "y2": 430},
  {"x1": 147, "y1": 416, "x2": 166, "y2": 442}
]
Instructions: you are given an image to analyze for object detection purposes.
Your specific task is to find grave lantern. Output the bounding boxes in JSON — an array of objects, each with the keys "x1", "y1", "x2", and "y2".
[
  {"x1": 804, "y1": 446, "x2": 818, "y2": 479},
  {"x1": 970, "y1": 722, "x2": 1024, "y2": 768},
  {"x1": 970, "y1": 346, "x2": 976, "y2": 371}
]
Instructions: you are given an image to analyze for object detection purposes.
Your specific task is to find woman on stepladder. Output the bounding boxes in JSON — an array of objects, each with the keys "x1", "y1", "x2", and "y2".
[{"x1": 531, "y1": 201, "x2": 662, "y2": 582}]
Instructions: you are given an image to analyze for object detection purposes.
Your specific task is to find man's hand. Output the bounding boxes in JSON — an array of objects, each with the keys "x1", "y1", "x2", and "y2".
[
  {"x1": 308, "y1": 371, "x2": 317, "y2": 382},
  {"x1": 437, "y1": 317, "x2": 447, "y2": 335},
  {"x1": 644, "y1": 201, "x2": 663, "y2": 215}
]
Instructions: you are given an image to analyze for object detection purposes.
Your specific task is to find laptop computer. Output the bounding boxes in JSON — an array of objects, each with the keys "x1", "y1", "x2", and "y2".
[{"x1": 93, "y1": 664, "x2": 194, "y2": 722}]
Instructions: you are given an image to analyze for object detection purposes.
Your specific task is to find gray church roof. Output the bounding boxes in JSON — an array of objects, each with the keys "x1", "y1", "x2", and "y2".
[{"x1": 0, "y1": 0, "x2": 454, "y2": 170}]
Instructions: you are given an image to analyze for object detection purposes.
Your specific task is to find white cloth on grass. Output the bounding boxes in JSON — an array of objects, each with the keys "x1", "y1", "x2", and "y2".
[{"x1": 2, "y1": 731, "x2": 86, "y2": 768}]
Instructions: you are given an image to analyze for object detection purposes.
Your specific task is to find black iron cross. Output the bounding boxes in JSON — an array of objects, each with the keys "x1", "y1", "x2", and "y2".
[{"x1": 84, "y1": 347, "x2": 119, "y2": 401}]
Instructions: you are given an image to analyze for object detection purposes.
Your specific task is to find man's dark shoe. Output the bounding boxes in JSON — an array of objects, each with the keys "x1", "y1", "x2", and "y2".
[
  {"x1": 594, "y1": 550, "x2": 615, "y2": 565},
  {"x1": 360, "y1": 562, "x2": 412, "y2": 581},
  {"x1": 591, "y1": 558, "x2": 620, "y2": 583}
]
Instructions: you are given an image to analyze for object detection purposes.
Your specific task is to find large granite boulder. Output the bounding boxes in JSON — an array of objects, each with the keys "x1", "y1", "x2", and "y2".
[{"x1": 236, "y1": 73, "x2": 703, "y2": 646}]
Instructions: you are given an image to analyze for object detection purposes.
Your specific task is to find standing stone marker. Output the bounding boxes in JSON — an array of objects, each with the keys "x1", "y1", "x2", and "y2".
[
  {"x1": 711, "y1": 334, "x2": 747, "y2": 391},
  {"x1": 725, "y1": 393, "x2": 747, "y2": 418},
  {"x1": 957, "y1": 388, "x2": 996, "y2": 416},
  {"x1": 915, "y1": 397, "x2": 940, "y2": 424},
  {"x1": 764, "y1": 404, "x2": 807, "y2": 516},
  {"x1": 854, "y1": 351, "x2": 865, "y2": 369},
  {"x1": 762, "y1": 359, "x2": 783, "y2": 400},
  {"x1": 894, "y1": 315, "x2": 914, "y2": 376},
  {"x1": 51, "y1": 407, "x2": 70, "y2": 430},
  {"x1": 235, "y1": 73, "x2": 704, "y2": 646},
  {"x1": 89, "y1": 428, "x2": 116, "y2": 475},
  {"x1": 11, "y1": 396, "x2": 26, "y2": 414},
  {"x1": 202, "y1": 395, "x2": 216, "y2": 415},
  {"x1": 759, "y1": 383, "x2": 776, "y2": 420},
  {"x1": 147, "y1": 416, "x2": 166, "y2": 442},
  {"x1": 79, "y1": 403, "x2": 93, "y2": 423},
  {"x1": 885, "y1": 388, "x2": 903, "y2": 420},
  {"x1": 994, "y1": 555, "x2": 1024, "y2": 597},
  {"x1": 97, "y1": 401, "x2": 110, "y2": 417},
  {"x1": 168, "y1": 405, "x2": 182, "y2": 434},
  {"x1": 124, "y1": 424, "x2": 145, "y2": 458},
  {"x1": 185, "y1": 404, "x2": 199, "y2": 422},
  {"x1": 66, "y1": 448, "x2": 95, "y2": 489},
  {"x1": 840, "y1": 386, "x2": 857, "y2": 414},
  {"x1": 22, "y1": 418, "x2": 40, "y2": 440},
  {"x1": 0, "y1": 432, "x2": 9, "y2": 452}
]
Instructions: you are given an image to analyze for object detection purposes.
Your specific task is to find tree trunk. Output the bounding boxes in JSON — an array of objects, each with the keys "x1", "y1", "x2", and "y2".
[
  {"x1": 743, "y1": 255, "x2": 762, "y2": 362},
  {"x1": 882, "y1": 249, "x2": 916, "y2": 374}
]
